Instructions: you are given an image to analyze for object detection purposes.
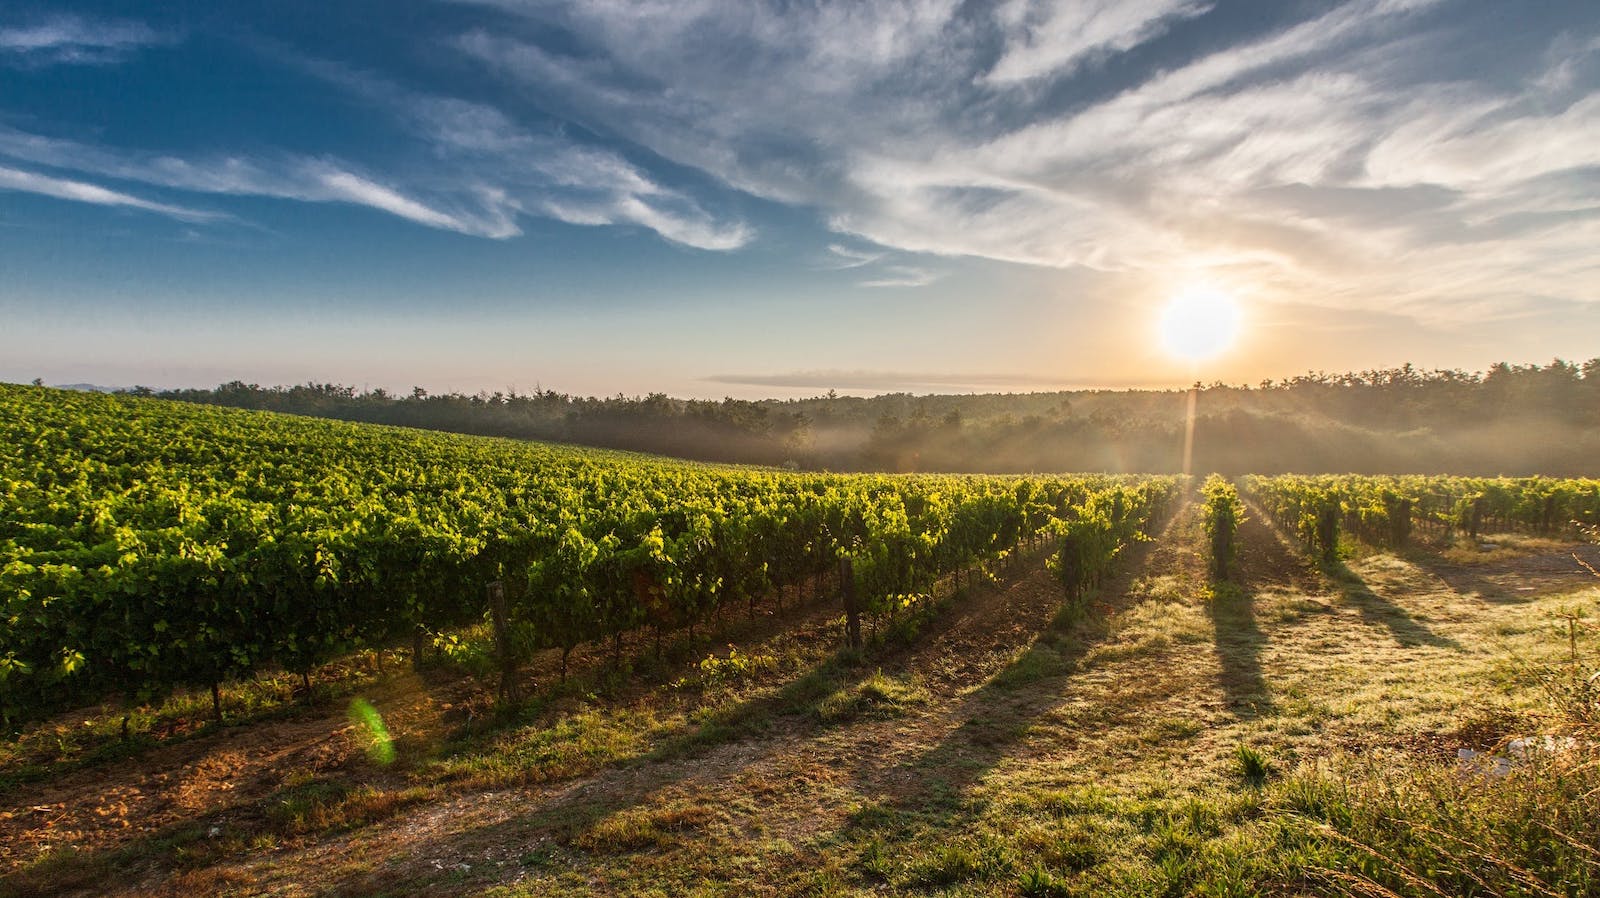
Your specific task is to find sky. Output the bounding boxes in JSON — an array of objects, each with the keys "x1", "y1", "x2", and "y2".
[{"x1": 1, "y1": 0, "x2": 1597, "y2": 398}]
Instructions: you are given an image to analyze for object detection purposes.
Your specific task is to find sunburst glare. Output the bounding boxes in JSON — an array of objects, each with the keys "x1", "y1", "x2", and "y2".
[{"x1": 1159, "y1": 285, "x2": 1243, "y2": 363}]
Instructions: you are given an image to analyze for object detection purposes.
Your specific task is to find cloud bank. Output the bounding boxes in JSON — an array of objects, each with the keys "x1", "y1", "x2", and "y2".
[{"x1": 454, "y1": 0, "x2": 1600, "y2": 316}]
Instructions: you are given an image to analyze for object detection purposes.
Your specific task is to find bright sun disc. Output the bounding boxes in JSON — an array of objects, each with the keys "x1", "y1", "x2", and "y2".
[{"x1": 1159, "y1": 286, "x2": 1241, "y2": 362}]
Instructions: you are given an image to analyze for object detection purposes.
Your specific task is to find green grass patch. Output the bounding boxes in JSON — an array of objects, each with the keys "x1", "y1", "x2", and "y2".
[
  {"x1": 426, "y1": 707, "x2": 664, "y2": 787},
  {"x1": 1233, "y1": 744, "x2": 1272, "y2": 786},
  {"x1": 570, "y1": 801, "x2": 720, "y2": 853},
  {"x1": 814, "y1": 670, "x2": 928, "y2": 724}
]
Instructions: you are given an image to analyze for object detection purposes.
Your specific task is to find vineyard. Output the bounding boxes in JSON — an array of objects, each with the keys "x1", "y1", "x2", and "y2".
[
  {"x1": 4, "y1": 384, "x2": 1599, "y2": 898},
  {"x1": 0, "y1": 384, "x2": 1178, "y2": 729}
]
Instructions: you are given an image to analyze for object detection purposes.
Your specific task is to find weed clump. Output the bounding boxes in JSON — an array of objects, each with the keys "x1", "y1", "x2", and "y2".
[
  {"x1": 1234, "y1": 743, "x2": 1272, "y2": 786},
  {"x1": 1019, "y1": 866, "x2": 1071, "y2": 897}
]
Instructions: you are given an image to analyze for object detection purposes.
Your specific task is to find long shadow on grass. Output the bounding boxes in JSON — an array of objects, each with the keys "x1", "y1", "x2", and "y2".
[
  {"x1": 641, "y1": 550, "x2": 1061, "y2": 764},
  {"x1": 1400, "y1": 543, "x2": 1600, "y2": 605},
  {"x1": 1200, "y1": 511, "x2": 1327, "y2": 718},
  {"x1": 1325, "y1": 561, "x2": 1461, "y2": 650},
  {"x1": 830, "y1": 504, "x2": 1193, "y2": 856},
  {"x1": 1240, "y1": 500, "x2": 1461, "y2": 652},
  {"x1": 1204, "y1": 582, "x2": 1273, "y2": 717},
  {"x1": 1396, "y1": 557, "x2": 1530, "y2": 605}
]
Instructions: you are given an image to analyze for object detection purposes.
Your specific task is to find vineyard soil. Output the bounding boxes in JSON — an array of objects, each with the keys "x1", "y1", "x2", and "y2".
[{"x1": 4, "y1": 501, "x2": 1598, "y2": 896}]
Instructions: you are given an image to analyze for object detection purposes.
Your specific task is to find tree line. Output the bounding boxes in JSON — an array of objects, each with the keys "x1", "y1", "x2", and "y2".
[{"x1": 127, "y1": 358, "x2": 1600, "y2": 475}]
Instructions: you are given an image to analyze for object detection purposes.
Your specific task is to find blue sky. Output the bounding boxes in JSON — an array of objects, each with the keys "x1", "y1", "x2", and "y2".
[{"x1": 2, "y1": 0, "x2": 1597, "y2": 397}]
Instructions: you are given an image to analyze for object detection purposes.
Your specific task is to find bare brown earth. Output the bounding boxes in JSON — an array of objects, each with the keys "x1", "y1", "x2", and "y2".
[{"x1": 3, "y1": 506, "x2": 1597, "y2": 897}]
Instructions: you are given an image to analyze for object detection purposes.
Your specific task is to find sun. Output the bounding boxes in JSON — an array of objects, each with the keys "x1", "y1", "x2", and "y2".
[{"x1": 1159, "y1": 285, "x2": 1242, "y2": 363}]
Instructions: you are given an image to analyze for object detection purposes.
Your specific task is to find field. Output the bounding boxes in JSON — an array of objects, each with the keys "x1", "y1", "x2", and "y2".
[{"x1": 3, "y1": 386, "x2": 1599, "y2": 897}]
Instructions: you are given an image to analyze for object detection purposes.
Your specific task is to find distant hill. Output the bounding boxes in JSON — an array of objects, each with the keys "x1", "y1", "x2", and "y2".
[{"x1": 53, "y1": 383, "x2": 121, "y2": 393}]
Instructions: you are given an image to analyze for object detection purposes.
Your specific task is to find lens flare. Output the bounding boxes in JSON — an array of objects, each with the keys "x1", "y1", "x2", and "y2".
[{"x1": 348, "y1": 697, "x2": 395, "y2": 765}]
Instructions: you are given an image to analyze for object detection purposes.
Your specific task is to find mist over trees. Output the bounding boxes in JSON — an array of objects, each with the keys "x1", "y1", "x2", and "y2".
[
  {"x1": 135, "y1": 359, "x2": 1600, "y2": 476},
  {"x1": 137, "y1": 383, "x2": 814, "y2": 467}
]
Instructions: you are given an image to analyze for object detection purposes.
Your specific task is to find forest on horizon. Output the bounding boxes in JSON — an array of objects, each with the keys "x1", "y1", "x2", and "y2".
[{"x1": 126, "y1": 359, "x2": 1600, "y2": 477}]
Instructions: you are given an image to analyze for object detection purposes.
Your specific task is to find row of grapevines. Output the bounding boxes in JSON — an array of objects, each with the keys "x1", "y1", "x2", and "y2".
[
  {"x1": 1, "y1": 384, "x2": 1177, "y2": 727},
  {"x1": 1239, "y1": 474, "x2": 1600, "y2": 557},
  {"x1": 1047, "y1": 481, "x2": 1179, "y2": 600},
  {"x1": 1202, "y1": 475, "x2": 1245, "y2": 579},
  {"x1": 1239, "y1": 476, "x2": 1345, "y2": 561}
]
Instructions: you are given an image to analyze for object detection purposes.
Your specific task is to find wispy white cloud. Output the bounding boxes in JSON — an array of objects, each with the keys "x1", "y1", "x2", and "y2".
[
  {"x1": 315, "y1": 167, "x2": 498, "y2": 234},
  {"x1": 823, "y1": 244, "x2": 884, "y2": 269},
  {"x1": 981, "y1": 0, "x2": 1211, "y2": 85},
  {"x1": 1364, "y1": 93, "x2": 1600, "y2": 190},
  {"x1": 450, "y1": 3, "x2": 973, "y2": 206},
  {"x1": 858, "y1": 265, "x2": 942, "y2": 288},
  {"x1": 606, "y1": 195, "x2": 750, "y2": 250},
  {"x1": 0, "y1": 37, "x2": 752, "y2": 248},
  {"x1": 0, "y1": 15, "x2": 170, "y2": 66},
  {"x1": 0, "y1": 164, "x2": 220, "y2": 222},
  {"x1": 0, "y1": 127, "x2": 514, "y2": 237},
  {"x1": 821, "y1": 242, "x2": 941, "y2": 286},
  {"x1": 397, "y1": 99, "x2": 753, "y2": 249},
  {"x1": 261, "y1": 54, "x2": 754, "y2": 249},
  {"x1": 0, "y1": 118, "x2": 752, "y2": 247}
]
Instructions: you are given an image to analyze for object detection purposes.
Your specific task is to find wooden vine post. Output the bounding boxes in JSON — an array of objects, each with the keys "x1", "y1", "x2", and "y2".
[
  {"x1": 839, "y1": 558, "x2": 862, "y2": 650},
  {"x1": 1390, "y1": 497, "x2": 1412, "y2": 548},
  {"x1": 487, "y1": 580, "x2": 522, "y2": 706},
  {"x1": 412, "y1": 628, "x2": 428, "y2": 673}
]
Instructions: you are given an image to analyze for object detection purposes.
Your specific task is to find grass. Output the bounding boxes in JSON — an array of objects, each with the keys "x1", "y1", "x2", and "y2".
[
  {"x1": 266, "y1": 780, "x2": 432, "y2": 835},
  {"x1": 1233, "y1": 743, "x2": 1271, "y2": 786},
  {"x1": 898, "y1": 837, "x2": 1012, "y2": 888},
  {"x1": 1261, "y1": 739, "x2": 1600, "y2": 897},
  {"x1": 6, "y1": 505, "x2": 1600, "y2": 897},
  {"x1": 570, "y1": 801, "x2": 721, "y2": 853},
  {"x1": 1439, "y1": 532, "x2": 1571, "y2": 564},
  {"x1": 424, "y1": 707, "x2": 669, "y2": 788},
  {"x1": 812, "y1": 670, "x2": 928, "y2": 723}
]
